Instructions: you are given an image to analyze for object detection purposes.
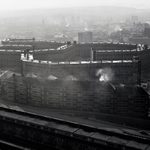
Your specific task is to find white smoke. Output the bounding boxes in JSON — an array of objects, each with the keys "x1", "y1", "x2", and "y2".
[
  {"x1": 114, "y1": 25, "x2": 122, "y2": 32},
  {"x1": 48, "y1": 75, "x2": 58, "y2": 80},
  {"x1": 84, "y1": 27, "x2": 89, "y2": 31},
  {"x1": 64, "y1": 75, "x2": 78, "y2": 81},
  {"x1": 26, "y1": 73, "x2": 38, "y2": 78},
  {"x1": 96, "y1": 68, "x2": 114, "y2": 82}
]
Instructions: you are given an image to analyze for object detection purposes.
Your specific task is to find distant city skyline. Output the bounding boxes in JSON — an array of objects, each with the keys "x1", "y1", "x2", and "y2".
[{"x1": 0, "y1": 0, "x2": 150, "y2": 11}]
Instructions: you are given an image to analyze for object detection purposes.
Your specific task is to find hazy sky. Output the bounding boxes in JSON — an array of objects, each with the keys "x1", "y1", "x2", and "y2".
[{"x1": 0, "y1": 0, "x2": 150, "y2": 10}]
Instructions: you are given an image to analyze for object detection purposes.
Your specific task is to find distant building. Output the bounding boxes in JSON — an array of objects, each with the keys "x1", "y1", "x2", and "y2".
[
  {"x1": 129, "y1": 23, "x2": 150, "y2": 45},
  {"x1": 129, "y1": 36, "x2": 150, "y2": 45},
  {"x1": 78, "y1": 31, "x2": 93, "y2": 43},
  {"x1": 144, "y1": 24, "x2": 150, "y2": 38},
  {"x1": 131, "y1": 16, "x2": 138, "y2": 24}
]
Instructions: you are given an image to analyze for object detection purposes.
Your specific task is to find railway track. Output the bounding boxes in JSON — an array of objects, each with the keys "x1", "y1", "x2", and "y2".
[{"x1": 0, "y1": 106, "x2": 149, "y2": 150}]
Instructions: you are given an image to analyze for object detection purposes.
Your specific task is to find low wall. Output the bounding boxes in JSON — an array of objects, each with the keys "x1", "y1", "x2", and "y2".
[{"x1": 0, "y1": 75, "x2": 149, "y2": 118}]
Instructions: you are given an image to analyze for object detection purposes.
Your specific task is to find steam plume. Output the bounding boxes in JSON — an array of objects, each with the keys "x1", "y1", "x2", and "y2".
[
  {"x1": 96, "y1": 68, "x2": 114, "y2": 82},
  {"x1": 64, "y1": 75, "x2": 78, "y2": 81},
  {"x1": 48, "y1": 75, "x2": 58, "y2": 80}
]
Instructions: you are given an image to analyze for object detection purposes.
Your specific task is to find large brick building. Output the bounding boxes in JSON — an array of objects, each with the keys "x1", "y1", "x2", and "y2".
[{"x1": 78, "y1": 31, "x2": 93, "y2": 43}]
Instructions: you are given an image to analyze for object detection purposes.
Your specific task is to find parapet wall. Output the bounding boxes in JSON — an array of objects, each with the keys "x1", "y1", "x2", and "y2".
[{"x1": 0, "y1": 75, "x2": 149, "y2": 118}]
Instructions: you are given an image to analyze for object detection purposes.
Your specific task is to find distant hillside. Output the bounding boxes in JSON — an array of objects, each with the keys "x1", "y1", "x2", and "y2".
[{"x1": 0, "y1": 6, "x2": 149, "y2": 19}]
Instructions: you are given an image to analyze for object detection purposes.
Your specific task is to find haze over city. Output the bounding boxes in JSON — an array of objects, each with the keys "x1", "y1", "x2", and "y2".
[
  {"x1": 0, "y1": 0, "x2": 150, "y2": 11},
  {"x1": 0, "y1": 0, "x2": 150, "y2": 149},
  {"x1": 0, "y1": 0, "x2": 150, "y2": 42}
]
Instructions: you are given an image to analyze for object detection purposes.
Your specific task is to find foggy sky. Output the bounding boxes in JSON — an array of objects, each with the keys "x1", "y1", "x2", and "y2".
[{"x1": 0, "y1": 0, "x2": 150, "y2": 11}]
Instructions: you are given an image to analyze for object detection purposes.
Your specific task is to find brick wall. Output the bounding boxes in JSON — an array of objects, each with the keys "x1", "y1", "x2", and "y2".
[
  {"x1": 33, "y1": 43, "x2": 137, "y2": 61},
  {"x1": 0, "y1": 75, "x2": 149, "y2": 118},
  {"x1": 22, "y1": 60, "x2": 138, "y2": 84},
  {"x1": 93, "y1": 50, "x2": 139, "y2": 61},
  {"x1": 0, "y1": 51, "x2": 21, "y2": 72},
  {"x1": 33, "y1": 45, "x2": 91, "y2": 61},
  {"x1": 0, "y1": 49, "x2": 139, "y2": 84}
]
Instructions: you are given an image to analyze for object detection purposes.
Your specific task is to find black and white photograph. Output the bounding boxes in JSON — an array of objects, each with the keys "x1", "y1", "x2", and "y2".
[{"x1": 0, "y1": 0, "x2": 150, "y2": 149}]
